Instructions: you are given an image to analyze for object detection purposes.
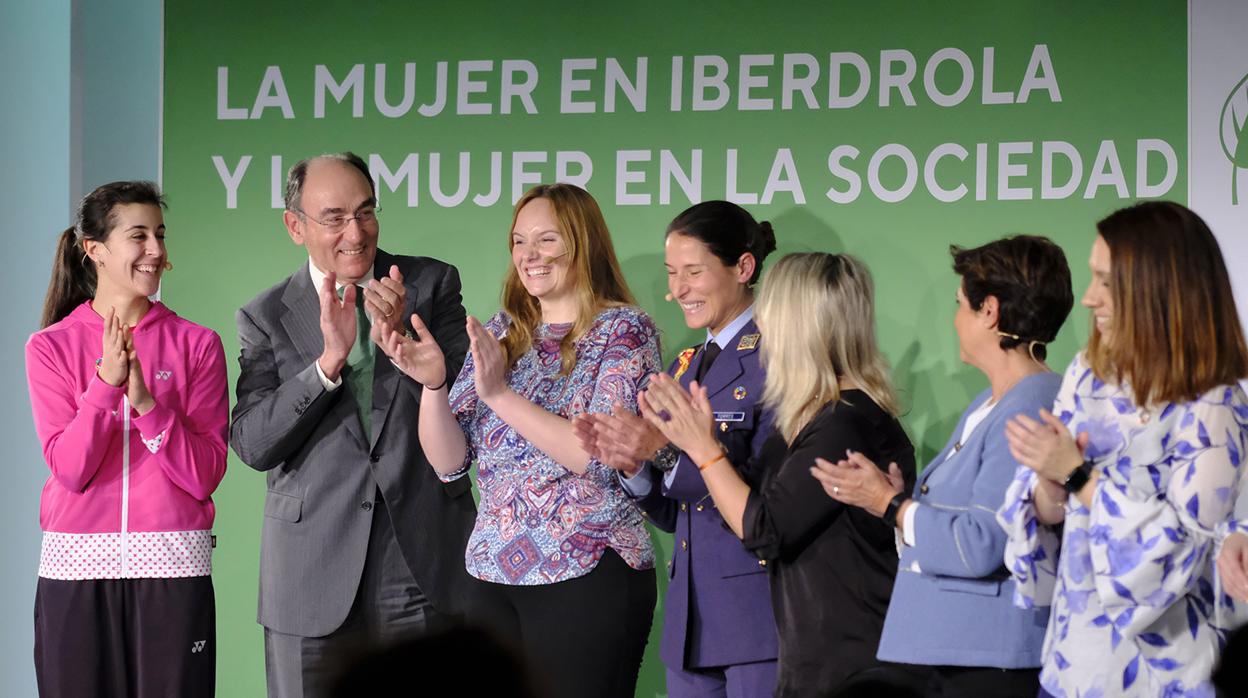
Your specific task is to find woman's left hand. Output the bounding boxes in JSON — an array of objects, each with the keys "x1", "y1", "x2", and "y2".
[
  {"x1": 811, "y1": 450, "x2": 902, "y2": 517},
  {"x1": 125, "y1": 334, "x2": 156, "y2": 415},
  {"x1": 467, "y1": 316, "x2": 508, "y2": 403},
  {"x1": 1005, "y1": 409, "x2": 1085, "y2": 484},
  {"x1": 638, "y1": 373, "x2": 719, "y2": 464}
]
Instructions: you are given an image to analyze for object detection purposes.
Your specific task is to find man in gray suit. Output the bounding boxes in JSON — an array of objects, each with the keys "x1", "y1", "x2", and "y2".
[{"x1": 229, "y1": 152, "x2": 476, "y2": 697}]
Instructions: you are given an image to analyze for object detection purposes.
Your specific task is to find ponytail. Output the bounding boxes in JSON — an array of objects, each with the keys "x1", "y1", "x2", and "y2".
[{"x1": 40, "y1": 227, "x2": 97, "y2": 328}]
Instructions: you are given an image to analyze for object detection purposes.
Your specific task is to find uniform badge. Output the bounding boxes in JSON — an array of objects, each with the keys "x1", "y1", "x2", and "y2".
[
  {"x1": 733, "y1": 386, "x2": 747, "y2": 400},
  {"x1": 737, "y1": 333, "x2": 760, "y2": 350},
  {"x1": 673, "y1": 347, "x2": 697, "y2": 380}
]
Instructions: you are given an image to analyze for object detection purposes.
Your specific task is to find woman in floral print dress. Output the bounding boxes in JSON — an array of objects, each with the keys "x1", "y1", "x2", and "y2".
[
  {"x1": 379, "y1": 183, "x2": 659, "y2": 698},
  {"x1": 998, "y1": 201, "x2": 1248, "y2": 697}
]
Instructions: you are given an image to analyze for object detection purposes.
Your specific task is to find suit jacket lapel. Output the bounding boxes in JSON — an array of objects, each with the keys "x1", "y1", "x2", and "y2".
[
  {"x1": 918, "y1": 392, "x2": 985, "y2": 487},
  {"x1": 369, "y1": 249, "x2": 404, "y2": 451},
  {"x1": 700, "y1": 320, "x2": 759, "y2": 399},
  {"x1": 281, "y1": 261, "x2": 369, "y2": 451}
]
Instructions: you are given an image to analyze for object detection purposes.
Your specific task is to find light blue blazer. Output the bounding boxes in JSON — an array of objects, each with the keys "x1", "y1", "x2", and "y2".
[{"x1": 876, "y1": 372, "x2": 1059, "y2": 668}]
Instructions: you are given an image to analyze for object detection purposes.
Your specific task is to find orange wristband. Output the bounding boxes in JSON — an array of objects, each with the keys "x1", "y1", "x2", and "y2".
[{"x1": 697, "y1": 453, "x2": 726, "y2": 471}]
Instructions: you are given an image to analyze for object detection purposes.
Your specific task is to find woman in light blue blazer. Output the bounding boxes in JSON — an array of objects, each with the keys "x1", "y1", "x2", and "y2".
[{"x1": 811, "y1": 235, "x2": 1073, "y2": 698}]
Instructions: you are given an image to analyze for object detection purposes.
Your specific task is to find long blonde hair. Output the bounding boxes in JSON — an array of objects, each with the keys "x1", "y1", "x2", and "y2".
[
  {"x1": 500, "y1": 184, "x2": 635, "y2": 374},
  {"x1": 756, "y1": 253, "x2": 899, "y2": 441}
]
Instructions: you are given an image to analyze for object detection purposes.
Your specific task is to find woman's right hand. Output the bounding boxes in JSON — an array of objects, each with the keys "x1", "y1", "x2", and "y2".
[
  {"x1": 98, "y1": 306, "x2": 129, "y2": 387},
  {"x1": 572, "y1": 404, "x2": 669, "y2": 476},
  {"x1": 639, "y1": 374, "x2": 719, "y2": 465},
  {"x1": 378, "y1": 313, "x2": 447, "y2": 389},
  {"x1": 1218, "y1": 531, "x2": 1248, "y2": 601}
]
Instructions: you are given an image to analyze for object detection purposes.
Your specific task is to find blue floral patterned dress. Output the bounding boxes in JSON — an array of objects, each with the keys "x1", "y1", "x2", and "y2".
[
  {"x1": 445, "y1": 305, "x2": 660, "y2": 586},
  {"x1": 999, "y1": 352, "x2": 1248, "y2": 697}
]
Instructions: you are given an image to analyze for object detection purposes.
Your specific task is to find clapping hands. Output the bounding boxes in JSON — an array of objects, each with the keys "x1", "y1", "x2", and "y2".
[
  {"x1": 378, "y1": 312, "x2": 447, "y2": 390},
  {"x1": 97, "y1": 306, "x2": 155, "y2": 415},
  {"x1": 638, "y1": 373, "x2": 719, "y2": 464},
  {"x1": 572, "y1": 403, "x2": 670, "y2": 476}
]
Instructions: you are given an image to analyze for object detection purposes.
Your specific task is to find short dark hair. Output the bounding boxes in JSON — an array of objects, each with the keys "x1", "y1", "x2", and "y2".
[
  {"x1": 284, "y1": 151, "x2": 375, "y2": 212},
  {"x1": 1088, "y1": 200, "x2": 1248, "y2": 404},
  {"x1": 665, "y1": 200, "x2": 777, "y2": 285},
  {"x1": 950, "y1": 235, "x2": 1073, "y2": 361},
  {"x1": 41, "y1": 181, "x2": 167, "y2": 328}
]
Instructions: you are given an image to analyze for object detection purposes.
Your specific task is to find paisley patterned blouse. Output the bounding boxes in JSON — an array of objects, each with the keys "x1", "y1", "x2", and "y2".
[
  {"x1": 998, "y1": 352, "x2": 1248, "y2": 697},
  {"x1": 447, "y1": 306, "x2": 660, "y2": 585}
]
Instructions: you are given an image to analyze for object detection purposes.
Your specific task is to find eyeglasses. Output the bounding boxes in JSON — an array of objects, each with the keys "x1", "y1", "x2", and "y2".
[{"x1": 293, "y1": 206, "x2": 381, "y2": 232}]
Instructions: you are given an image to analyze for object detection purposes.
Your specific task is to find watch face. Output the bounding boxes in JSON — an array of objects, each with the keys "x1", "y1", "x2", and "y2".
[{"x1": 653, "y1": 445, "x2": 679, "y2": 472}]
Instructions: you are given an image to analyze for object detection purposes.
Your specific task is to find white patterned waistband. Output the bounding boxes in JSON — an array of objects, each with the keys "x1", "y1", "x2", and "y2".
[{"x1": 39, "y1": 530, "x2": 213, "y2": 580}]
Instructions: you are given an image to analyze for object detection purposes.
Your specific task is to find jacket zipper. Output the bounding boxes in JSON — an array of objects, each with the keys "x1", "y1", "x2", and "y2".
[{"x1": 120, "y1": 395, "x2": 130, "y2": 578}]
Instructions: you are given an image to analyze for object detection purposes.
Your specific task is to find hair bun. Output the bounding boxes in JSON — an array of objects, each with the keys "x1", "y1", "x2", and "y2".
[{"x1": 755, "y1": 220, "x2": 778, "y2": 260}]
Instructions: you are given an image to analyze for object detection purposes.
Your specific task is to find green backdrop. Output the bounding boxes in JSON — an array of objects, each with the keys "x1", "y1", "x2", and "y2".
[{"x1": 161, "y1": 1, "x2": 1187, "y2": 694}]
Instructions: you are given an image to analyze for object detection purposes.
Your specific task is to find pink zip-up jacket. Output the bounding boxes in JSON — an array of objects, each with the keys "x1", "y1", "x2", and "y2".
[{"x1": 26, "y1": 301, "x2": 228, "y2": 580}]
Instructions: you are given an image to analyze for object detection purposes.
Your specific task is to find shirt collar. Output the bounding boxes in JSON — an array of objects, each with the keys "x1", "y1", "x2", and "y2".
[
  {"x1": 307, "y1": 258, "x2": 372, "y2": 293},
  {"x1": 705, "y1": 305, "x2": 754, "y2": 350}
]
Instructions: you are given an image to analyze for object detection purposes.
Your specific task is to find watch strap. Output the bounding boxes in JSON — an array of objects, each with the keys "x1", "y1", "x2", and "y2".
[
  {"x1": 1062, "y1": 460, "x2": 1094, "y2": 493},
  {"x1": 883, "y1": 493, "x2": 908, "y2": 524}
]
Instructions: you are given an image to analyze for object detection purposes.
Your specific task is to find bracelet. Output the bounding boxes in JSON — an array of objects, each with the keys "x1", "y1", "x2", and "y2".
[
  {"x1": 423, "y1": 377, "x2": 448, "y2": 391},
  {"x1": 697, "y1": 452, "x2": 726, "y2": 471}
]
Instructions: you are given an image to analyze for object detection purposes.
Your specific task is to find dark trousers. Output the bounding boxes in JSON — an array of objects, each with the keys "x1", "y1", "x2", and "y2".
[
  {"x1": 34, "y1": 575, "x2": 216, "y2": 698},
  {"x1": 666, "y1": 659, "x2": 780, "y2": 698},
  {"x1": 884, "y1": 662, "x2": 1041, "y2": 698},
  {"x1": 264, "y1": 495, "x2": 437, "y2": 698},
  {"x1": 478, "y1": 548, "x2": 657, "y2": 698}
]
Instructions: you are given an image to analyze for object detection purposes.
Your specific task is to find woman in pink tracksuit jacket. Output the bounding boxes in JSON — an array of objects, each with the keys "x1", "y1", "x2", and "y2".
[{"x1": 26, "y1": 181, "x2": 228, "y2": 698}]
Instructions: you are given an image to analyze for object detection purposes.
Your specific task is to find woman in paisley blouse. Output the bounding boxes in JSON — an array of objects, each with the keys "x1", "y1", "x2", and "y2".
[
  {"x1": 998, "y1": 201, "x2": 1248, "y2": 697},
  {"x1": 379, "y1": 183, "x2": 660, "y2": 698}
]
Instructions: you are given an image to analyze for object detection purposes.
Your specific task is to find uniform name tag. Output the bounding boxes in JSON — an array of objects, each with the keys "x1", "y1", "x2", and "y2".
[{"x1": 713, "y1": 411, "x2": 746, "y2": 422}]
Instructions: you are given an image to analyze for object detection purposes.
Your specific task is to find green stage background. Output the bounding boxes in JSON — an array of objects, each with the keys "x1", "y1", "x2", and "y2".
[{"x1": 162, "y1": 2, "x2": 1186, "y2": 694}]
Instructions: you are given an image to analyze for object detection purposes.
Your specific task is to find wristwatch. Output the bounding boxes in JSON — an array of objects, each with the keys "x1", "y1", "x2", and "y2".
[
  {"x1": 652, "y1": 444, "x2": 680, "y2": 472},
  {"x1": 882, "y1": 493, "x2": 908, "y2": 525},
  {"x1": 1062, "y1": 460, "x2": 1094, "y2": 494}
]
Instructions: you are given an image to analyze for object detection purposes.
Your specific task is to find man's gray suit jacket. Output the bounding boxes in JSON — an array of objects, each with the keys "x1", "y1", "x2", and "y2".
[{"x1": 229, "y1": 248, "x2": 476, "y2": 637}]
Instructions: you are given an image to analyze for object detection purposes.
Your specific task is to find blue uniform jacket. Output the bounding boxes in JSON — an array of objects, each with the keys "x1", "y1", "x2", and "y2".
[
  {"x1": 876, "y1": 371, "x2": 1058, "y2": 668},
  {"x1": 633, "y1": 319, "x2": 780, "y2": 670}
]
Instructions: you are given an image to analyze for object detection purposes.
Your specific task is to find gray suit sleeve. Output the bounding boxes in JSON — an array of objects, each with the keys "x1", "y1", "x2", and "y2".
[
  {"x1": 425, "y1": 264, "x2": 469, "y2": 389},
  {"x1": 229, "y1": 304, "x2": 340, "y2": 471}
]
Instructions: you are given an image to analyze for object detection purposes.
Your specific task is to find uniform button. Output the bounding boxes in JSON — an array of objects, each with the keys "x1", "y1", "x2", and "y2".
[
  {"x1": 369, "y1": 454, "x2": 380, "y2": 464},
  {"x1": 696, "y1": 505, "x2": 704, "y2": 512},
  {"x1": 680, "y1": 539, "x2": 688, "y2": 551},
  {"x1": 920, "y1": 484, "x2": 929, "y2": 495},
  {"x1": 361, "y1": 501, "x2": 373, "y2": 511},
  {"x1": 758, "y1": 559, "x2": 767, "y2": 567},
  {"x1": 719, "y1": 422, "x2": 728, "y2": 432},
  {"x1": 680, "y1": 503, "x2": 688, "y2": 512}
]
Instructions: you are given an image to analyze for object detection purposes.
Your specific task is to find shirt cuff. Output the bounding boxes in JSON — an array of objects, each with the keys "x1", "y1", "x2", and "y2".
[
  {"x1": 618, "y1": 465, "x2": 654, "y2": 498},
  {"x1": 437, "y1": 463, "x2": 471, "y2": 483},
  {"x1": 133, "y1": 403, "x2": 175, "y2": 453},
  {"x1": 314, "y1": 360, "x2": 342, "y2": 391},
  {"x1": 902, "y1": 502, "x2": 919, "y2": 547},
  {"x1": 82, "y1": 374, "x2": 125, "y2": 411}
]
